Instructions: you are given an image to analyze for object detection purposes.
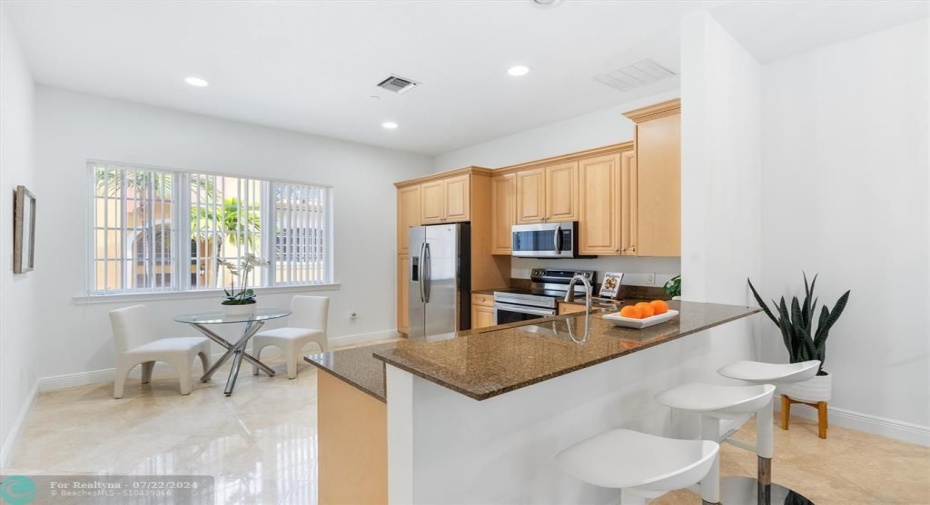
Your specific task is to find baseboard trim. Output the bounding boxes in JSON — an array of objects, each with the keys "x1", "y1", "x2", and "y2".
[
  {"x1": 36, "y1": 329, "x2": 401, "y2": 393},
  {"x1": 1, "y1": 380, "x2": 38, "y2": 469},
  {"x1": 778, "y1": 401, "x2": 930, "y2": 447},
  {"x1": 329, "y1": 329, "x2": 402, "y2": 348}
]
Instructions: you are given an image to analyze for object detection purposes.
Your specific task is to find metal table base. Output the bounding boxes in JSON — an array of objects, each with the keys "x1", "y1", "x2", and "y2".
[{"x1": 190, "y1": 321, "x2": 276, "y2": 395}]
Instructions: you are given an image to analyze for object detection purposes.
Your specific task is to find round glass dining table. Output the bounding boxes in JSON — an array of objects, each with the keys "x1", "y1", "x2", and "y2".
[{"x1": 174, "y1": 308, "x2": 291, "y2": 395}]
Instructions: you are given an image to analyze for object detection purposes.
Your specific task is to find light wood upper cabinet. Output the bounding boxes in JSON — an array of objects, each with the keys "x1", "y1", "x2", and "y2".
[
  {"x1": 397, "y1": 185, "x2": 421, "y2": 256},
  {"x1": 491, "y1": 173, "x2": 516, "y2": 255},
  {"x1": 545, "y1": 161, "x2": 579, "y2": 222},
  {"x1": 515, "y1": 168, "x2": 546, "y2": 224},
  {"x1": 623, "y1": 99, "x2": 681, "y2": 257},
  {"x1": 620, "y1": 151, "x2": 638, "y2": 256},
  {"x1": 443, "y1": 174, "x2": 470, "y2": 222},
  {"x1": 579, "y1": 153, "x2": 622, "y2": 255},
  {"x1": 515, "y1": 162, "x2": 578, "y2": 224},
  {"x1": 420, "y1": 180, "x2": 445, "y2": 224},
  {"x1": 420, "y1": 174, "x2": 470, "y2": 224}
]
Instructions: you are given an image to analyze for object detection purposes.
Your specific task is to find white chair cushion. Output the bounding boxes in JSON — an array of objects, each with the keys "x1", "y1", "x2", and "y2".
[
  {"x1": 254, "y1": 327, "x2": 323, "y2": 341},
  {"x1": 655, "y1": 383, "x2": 775, "y2": 416},
  {"x1": 717, "y1": 360, "x2": 820, "y2": 384},
  {"x1": 556, "y1": 429, "x2": 718, "y2": 491},
  {"x1": 127, "y1": 336, "x2": 208, "y2": 354}
]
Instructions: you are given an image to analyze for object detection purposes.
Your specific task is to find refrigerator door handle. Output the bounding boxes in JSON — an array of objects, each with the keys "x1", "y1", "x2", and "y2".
[
  {"x1": 423, "y1": 243, "x2": 431, "y2": 303},
  {"x1": 417, "y1": 242, "x2": 426, "y2": 303}
]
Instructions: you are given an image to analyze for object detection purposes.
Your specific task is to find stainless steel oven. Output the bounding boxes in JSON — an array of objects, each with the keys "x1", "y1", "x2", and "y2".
[
  {"x1": 511, "y1": 221, "x2": 589, "y2": 258},
  {"x1": 492, "y1": 269, "x2": 596, "y2": 325},
  {"x1": 493, "y1": 292, "x2": 557, "y2": 325}
]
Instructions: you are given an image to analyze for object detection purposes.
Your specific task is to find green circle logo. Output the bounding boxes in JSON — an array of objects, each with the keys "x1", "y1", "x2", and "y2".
[{"x1": 0, "y1": 476, "x2": 36, "y2": 505}]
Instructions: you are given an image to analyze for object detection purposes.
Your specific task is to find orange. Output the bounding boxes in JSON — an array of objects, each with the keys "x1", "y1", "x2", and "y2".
[
  {"x1": 650, "y1": 300, "x2": 669, "y2": 315},
  {"x1": 635, "y1": 302, "x2": 655, "y2": 318},
  {"x1": 619, "y1": 305, "x2": 642, "y2": 319}
]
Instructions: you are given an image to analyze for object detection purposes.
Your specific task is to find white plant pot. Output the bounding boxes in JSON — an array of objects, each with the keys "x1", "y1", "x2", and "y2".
[
  {"x1": 779, "y1": 371, "x2": 832, "y2": 403},
  {"x1": 222, "y1": 303, "x2": 256, "y2": 318}
]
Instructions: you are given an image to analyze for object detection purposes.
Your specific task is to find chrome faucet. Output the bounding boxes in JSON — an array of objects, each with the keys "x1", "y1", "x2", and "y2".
[{"x1": 563, "y1": 274, "x2": 593, "y2": 314}]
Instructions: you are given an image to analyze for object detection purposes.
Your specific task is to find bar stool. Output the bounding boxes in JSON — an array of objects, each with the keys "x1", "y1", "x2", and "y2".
[
  {"x1": 556, "y1": 429, "x2": 720, "y2": 505},
  {"x1": 717, "y1": 360, "x2": 823, "y2": 436},
  {"x1": 655, "y1": 383, "x2": 779, "y2": 504}
]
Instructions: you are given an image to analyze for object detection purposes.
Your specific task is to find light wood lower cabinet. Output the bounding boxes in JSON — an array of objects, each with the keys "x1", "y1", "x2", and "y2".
[
  {"x1": 471, "y1": 293, "x2": 496, "y2": 329},
  {"x1": 558, "y1": 302, "x2": 587, "y2": 315},
  {"x1": 397, "y1": 255, "x2": 409, "y2": 335}
]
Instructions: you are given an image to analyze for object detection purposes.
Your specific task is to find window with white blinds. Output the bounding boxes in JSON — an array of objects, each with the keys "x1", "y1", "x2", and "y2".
[{"x1": 88, "y1": 161, "x2": 332, "y2": 295}]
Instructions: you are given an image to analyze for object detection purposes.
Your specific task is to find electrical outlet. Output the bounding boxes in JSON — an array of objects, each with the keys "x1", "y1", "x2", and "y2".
[{"x1": 645, "y1": 273, "x2": 655, "y2": 285}]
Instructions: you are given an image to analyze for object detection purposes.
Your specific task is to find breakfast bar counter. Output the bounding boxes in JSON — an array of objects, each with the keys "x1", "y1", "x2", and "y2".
[{"x1": 305, "y1": 300, "x2": 761, "y2": 505}]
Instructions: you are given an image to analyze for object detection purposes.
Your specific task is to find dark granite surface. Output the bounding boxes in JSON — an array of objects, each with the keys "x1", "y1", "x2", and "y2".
[{"x1": 306, "y1": 301, "x2": 759, "y2": 403}]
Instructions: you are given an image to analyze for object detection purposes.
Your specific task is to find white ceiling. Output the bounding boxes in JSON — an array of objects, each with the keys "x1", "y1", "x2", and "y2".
[{"x1": 5, "y1": 1, "x2": 928, "y2": 156}]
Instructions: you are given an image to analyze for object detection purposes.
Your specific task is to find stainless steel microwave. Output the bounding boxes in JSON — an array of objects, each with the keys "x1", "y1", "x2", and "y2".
[{"x1": 512, "y1": 222, "x2": 590, "y2": 258}]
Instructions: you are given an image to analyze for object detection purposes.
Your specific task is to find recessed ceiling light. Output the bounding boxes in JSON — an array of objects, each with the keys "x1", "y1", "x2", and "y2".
[
  {"x1": 382, "y1": 121, "x2": 398, "y2": 129},
  {"x1": 185, "y1": 77, "x2": 209, "y2": 87},
  {"x1": 532, "y1": 0, "x2": 563, "y2": 6},
  {"x1": 508, "y1": 65, "x2": 530, "y2": 77}
]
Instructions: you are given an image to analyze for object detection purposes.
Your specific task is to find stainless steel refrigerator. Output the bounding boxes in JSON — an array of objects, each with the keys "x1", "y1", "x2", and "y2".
[{"x1": 408, "y1": 223, "x2": 470, "y2": 338}]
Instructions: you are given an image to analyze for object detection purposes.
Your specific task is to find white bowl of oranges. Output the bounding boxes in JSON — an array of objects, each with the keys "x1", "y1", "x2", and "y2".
[{"x1": 603, "y1": 300, "x2": 678, "y2": 329}]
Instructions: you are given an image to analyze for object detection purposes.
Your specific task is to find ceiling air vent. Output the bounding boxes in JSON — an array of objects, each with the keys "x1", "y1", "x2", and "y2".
[
  {"x1": 376, "y1": 74, "x2": 420, "y2": 94},
  {"x1": 594, "y1": 59, "x2": 676, "y2": 92}
]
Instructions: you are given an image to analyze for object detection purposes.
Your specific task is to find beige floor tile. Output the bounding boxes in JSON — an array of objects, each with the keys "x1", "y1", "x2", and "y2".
[{"x1": 4, "y1": 342, "x2": 929, "y2": 505}]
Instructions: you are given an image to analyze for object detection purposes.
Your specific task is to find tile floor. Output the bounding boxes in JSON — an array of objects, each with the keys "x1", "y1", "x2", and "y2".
[{"x1": 4, "y1": 341, "x2": 929, "y2": 505}]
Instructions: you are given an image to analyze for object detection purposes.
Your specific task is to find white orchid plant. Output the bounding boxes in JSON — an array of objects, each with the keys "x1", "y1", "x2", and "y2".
[{"x1": 217, "y1": 253, "x2": 268, "y2": 305}]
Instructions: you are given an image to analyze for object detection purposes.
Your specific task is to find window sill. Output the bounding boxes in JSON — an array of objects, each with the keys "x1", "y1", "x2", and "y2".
[{"x1": 72, "y1": 283, "x2": 342, "y2": 305}]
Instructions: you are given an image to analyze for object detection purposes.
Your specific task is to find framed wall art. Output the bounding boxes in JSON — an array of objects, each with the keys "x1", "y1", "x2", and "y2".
[{"x1": 13, "y1": 185, "x2": 36, "y2": 273}]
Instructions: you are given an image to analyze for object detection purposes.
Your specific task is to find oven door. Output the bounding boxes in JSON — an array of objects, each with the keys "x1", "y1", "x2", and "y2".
[{"x1": 493, "y1": 302, "x2": 557, "y2": 325}]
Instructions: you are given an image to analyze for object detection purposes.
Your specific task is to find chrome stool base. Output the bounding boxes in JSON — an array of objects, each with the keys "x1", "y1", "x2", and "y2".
[{"x1": 720, "y1": 476, "x2": 814, "y2": 505}]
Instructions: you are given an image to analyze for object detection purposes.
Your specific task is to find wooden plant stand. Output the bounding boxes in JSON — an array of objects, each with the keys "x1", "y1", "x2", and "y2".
[{"x1": 780, "y1": 394, "x2": 828, "y2": 439}]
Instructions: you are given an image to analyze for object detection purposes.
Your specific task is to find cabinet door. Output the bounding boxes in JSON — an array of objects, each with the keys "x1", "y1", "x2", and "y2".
[
  {"x1": 545, "y1": 161, "x2": 579, "y2": 222},
  {"x1": 472, "y1": 305, "x2": 496, "y2": 329},
  {"x1": 515, "y1": 168, "x2": 546, "y2": 224},
  {"x1": 443, "y1": 175, "x2": 470, "y2": 223},
  {"x1": 579, "y1": 154, "x2": 621, "y2": 255},
  {"x1": 635, "y1": 113, "x2": 680, "y2": 256},
  {"x1": 397, "y1": 185, "x2": 421, "y2": 256},
  {"x1": 397, "y1": 255, "x2": 410, "y2": 335},
  {"x1": 620, "y1": 152, "x2": 638, "y2": 256},
  {"x1": 491, "y1": 173, "x2": 515, "y2": 254},
  {"x1": 420, "y1": 180, "x2": 445, "y2": 224}
]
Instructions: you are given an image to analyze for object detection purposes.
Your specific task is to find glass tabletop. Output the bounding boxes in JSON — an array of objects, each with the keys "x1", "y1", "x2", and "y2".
[{"x1": 174, "y1": 308, "x2": 291, "y2": 324}]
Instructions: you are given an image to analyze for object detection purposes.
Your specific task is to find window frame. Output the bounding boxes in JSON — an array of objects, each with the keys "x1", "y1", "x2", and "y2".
[{"x1": 85, "y1": 159, "x2": 335, "y2": 298}]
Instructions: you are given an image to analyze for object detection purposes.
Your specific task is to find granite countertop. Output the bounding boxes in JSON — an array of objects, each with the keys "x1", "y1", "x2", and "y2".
[
  {"x1": 305, "y1": 301, "x2": 759, "y2": 403},
  {"x1": 373, "y1": 301, "x2": 759, "y2": 401}
]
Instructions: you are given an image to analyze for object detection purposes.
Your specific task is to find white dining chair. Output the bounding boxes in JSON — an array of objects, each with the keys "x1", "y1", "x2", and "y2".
[
  {"x1": 252, "y1": 295, "x2": 330, "y2": 379},
  {"x1": 109, "y1": 304, "x2": 211, "y2": 398}
]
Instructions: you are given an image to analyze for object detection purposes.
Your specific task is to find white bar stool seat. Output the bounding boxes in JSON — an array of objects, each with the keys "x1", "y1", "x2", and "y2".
[
  {"x1": 655, "y1": 383, "x2": 776, "y2": 418},
  {"x1": 717, "y1": 360, "x2": 820, "y2": 384},
  {"x1": 556, "y1": 429, "x2": 720, "y2": 504}
]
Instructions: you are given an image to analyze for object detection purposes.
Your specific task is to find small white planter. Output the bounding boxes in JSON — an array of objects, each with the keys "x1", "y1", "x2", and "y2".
[
  {"x1": 780, "y1": 371, "x2": 832, "y2": 403},
  {"x1": 221, "y1": 303, "x2": 256, "y2": 318}
]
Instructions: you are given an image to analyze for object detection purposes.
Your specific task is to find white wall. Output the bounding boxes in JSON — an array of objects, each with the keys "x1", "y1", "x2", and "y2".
[
  {"x1": 0, "y1": 5, "x2": 39, "y2": 464},
  {"x1": 433, "y1": 89, "x2": 681, "y2": 173},
  {"x1": 760, "y1": 19, "x2": 929, "y2": 430},
  {"x1": 32, "y1": 87, "x2": 432, "y2": 381},
  {"x1": 433, "y1": 90, "x2": 683, "y2": 284},
  {"x1": 680, "y1": 12, "x2": 763, "y2": 305}
]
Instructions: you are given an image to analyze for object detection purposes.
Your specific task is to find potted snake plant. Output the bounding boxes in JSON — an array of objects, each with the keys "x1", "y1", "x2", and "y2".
[{"x1": 748, "y1": 273, "x2": 850, "y2": 402}]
